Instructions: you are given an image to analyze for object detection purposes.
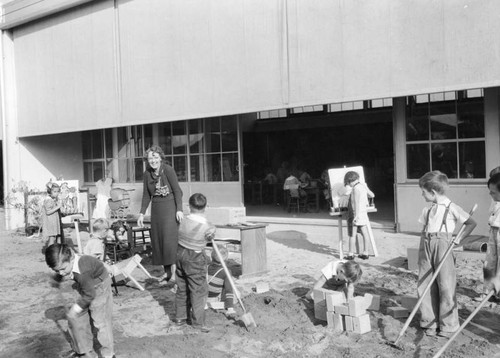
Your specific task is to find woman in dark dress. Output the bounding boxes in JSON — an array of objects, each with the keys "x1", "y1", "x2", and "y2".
[{"x1": 138, "y1": 145, "x2": 184, "y2": 282}]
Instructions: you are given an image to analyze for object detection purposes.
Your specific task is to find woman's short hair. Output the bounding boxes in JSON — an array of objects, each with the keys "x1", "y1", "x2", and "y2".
[
  {"x1": 418, "y1": 170, "x2": 448, "y2": 194},
  {"x1": 144, "y1": 145, "x2": 166, "y2": 161}
]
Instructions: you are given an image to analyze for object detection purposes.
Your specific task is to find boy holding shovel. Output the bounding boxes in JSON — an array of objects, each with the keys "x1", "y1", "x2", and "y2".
[
  {"x1": 482, "y1": 173, "x2": 500, "y2": 297},
  {"x1": 174, "y1": 193, "x2": 216, "y2": 332},
  {"x1": 417, "y1": 171, "x2": 476, "y2": 337}
]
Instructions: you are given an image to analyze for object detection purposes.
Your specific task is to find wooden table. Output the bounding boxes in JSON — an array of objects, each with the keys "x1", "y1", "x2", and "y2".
[
  {"x1": 329, "y1": 207, "x2": 378, "y2": 258},
  {"x1": 214, "y1": 224, "x2": 268, "y2": 278}
]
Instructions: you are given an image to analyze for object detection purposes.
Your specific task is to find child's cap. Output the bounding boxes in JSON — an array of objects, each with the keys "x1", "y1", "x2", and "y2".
[{"x1": 212, "y1": 244, "x2": 228, "y2": 263}]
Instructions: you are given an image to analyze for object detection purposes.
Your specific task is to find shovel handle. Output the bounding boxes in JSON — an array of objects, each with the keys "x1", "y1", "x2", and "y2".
[
  {"x1": 210, "y1": 239, "x2": 248, "y2": 313},
  {"x1": 394, "y1": 204, "x2": 478, "y2": 346},
  {"x1": 432, "y1": 290, "x2": 494, "y2": 358}
]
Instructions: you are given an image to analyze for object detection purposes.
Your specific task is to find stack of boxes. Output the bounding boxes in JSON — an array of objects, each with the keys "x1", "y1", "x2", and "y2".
[{"x1": 313, "y1": 288, "x2": 380, "y2": 334}]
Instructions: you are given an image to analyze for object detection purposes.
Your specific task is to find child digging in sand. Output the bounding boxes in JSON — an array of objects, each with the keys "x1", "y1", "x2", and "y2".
[
  {"x1": 45, "y1": 244, "x2": 114, "y2": 358},
  {"x1": 417, "y1": 170, "x2": 476, "y2": 337}
]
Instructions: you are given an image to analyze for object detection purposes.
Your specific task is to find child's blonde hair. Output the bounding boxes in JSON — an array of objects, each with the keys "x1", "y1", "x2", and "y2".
[
  {"x1": 342, "y1": 260, "x2": 362, "y2": 284},
  {"x1": 418, "y1": 170, "x2": 448, "y2": 195},
  {"x1": 46, "y1": 181, "x2": 60, "y2": 195},
  {"x1": 212, "y1": 244, "x2": 228, "y2": 263},
  {"x1": 93, "y1": 218, "x2": 109, "y2": 234},
  {"x1": 490, "y1": 166, "x2": 500, "y2": 178}
]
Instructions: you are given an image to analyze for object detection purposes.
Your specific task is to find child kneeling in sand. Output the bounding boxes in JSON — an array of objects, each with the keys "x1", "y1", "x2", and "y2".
[
  {"x1": 207, "y1": 245, "x2": 236, "y2": 317},
  {"x1": 45, "y1": 244, "x2": 114, "y2": 358},
  {"x1": 306, "y1": 259, "x2": 362, "y2": 301}
]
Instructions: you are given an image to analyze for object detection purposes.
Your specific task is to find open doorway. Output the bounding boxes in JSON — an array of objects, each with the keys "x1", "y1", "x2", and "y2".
[{"x1": 242, "y1": 116, "x2": 394, "y2": 225}]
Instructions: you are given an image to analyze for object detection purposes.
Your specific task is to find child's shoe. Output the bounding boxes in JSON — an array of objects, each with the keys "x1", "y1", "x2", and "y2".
[
  {"x1": 437, "y1": 330, "x2": 455, "y2": 338},
  {"x1": 225, "y1": 307, "x2": 237, "y2": 318},
  {"x1": 424, "y1": 328, "x2": 437, "y2": 337},
  {"x1": 344, "y1": 255, "x2": 355, "y2": 260}
]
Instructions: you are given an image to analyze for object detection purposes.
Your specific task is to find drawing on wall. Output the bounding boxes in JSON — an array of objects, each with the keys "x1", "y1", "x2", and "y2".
[{"x1": 327, "y1": 166, "x2": 366, "y2": 210}]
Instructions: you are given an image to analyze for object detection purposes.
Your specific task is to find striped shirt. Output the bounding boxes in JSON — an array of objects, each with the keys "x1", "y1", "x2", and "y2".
[{"x1": 178, "y1": 213, "x2": 215, "y2": 251}]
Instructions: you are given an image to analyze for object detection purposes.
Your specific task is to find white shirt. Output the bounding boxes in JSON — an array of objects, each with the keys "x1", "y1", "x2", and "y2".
[
  {"x1": 418, "y1": 197, "x2": 470, "y2": 233},
  {"x1": 489, "y1": 202, "x2": 500, "y2": 228},
  {"x1": 318, "y1": 259, "x2": 346, "y2": 280}
]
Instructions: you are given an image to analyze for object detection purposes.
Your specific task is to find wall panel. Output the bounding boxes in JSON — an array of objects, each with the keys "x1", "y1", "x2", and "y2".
[{"x1": 13, "y1": 0, "x2": 118, "y2": 136}]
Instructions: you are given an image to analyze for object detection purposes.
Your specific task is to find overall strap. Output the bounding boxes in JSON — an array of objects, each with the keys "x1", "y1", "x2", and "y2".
[{"x1": 438, "y1": 202, "x2": 452, "y2": 234}]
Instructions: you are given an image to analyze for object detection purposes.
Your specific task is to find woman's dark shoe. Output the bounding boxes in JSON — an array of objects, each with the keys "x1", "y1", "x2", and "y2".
[
  {"x1": 344, "y1": 255, "x2": 355, "y2": 260},
  {"x1": 358, "y1": 254, "x2": 369, "y2": 260}
]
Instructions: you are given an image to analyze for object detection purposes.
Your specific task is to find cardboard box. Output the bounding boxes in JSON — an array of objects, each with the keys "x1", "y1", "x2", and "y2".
[
  {"x1": 348, "y1": 296, "x2": 367, "y2": 317},
  {"x1": 205, "y1": 207, "x2": 246, "y2": 225},
  {"x1": 364, "y1": 293, "x2": 381, "y2": 311},
  {"x1": 255, "y1": 282, "x2": 270, "y2": 294}
]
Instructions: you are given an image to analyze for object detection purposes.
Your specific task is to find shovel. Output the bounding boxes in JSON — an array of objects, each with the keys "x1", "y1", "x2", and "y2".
[
  {"x1": 211, "y1": 239, "x2": 257, "y2": 329},
  {"x1": 393, "y1": 204, "x2": 478, "y2": 347}
]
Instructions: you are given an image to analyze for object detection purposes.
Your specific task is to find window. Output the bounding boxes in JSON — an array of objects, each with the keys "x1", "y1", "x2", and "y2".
[
  {"x1": 405, "y1": 91, "x2": 485, "y2": 179},
  {"x1": 83, "y1": 125, "x2": 152, "y2": 184},
  {"x1": 83, "y1": 129, "x2": 112, "y2": 183}
]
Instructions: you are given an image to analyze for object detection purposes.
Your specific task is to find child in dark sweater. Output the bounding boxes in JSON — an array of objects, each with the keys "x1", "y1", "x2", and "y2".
[{"x1": 45, "y1": 244, "x2": 114, "y2": 358}]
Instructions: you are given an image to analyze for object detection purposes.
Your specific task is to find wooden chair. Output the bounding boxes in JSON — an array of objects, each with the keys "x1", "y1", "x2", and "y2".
[
  {"x1": 285, "y1": 184, "x2": 306, "y2": 213},
  {"x1": 108, "y1": 254, "x2": 153, "y2": 292}
]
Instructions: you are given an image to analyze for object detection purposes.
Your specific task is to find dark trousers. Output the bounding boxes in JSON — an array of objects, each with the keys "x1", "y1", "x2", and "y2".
[{"x1": 175, "y1": 246, "x2": 208, "y2": 327}]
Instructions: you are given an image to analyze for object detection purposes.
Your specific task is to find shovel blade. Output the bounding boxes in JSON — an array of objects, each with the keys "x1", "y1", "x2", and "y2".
[{"x1": 241, "y1": 312, "x2": 257, "y2": 328}]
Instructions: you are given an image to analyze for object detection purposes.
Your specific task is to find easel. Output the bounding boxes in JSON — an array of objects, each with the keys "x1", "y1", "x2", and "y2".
[{"x1": 330, "y1": 208, "x2": 378, "y2": 259}]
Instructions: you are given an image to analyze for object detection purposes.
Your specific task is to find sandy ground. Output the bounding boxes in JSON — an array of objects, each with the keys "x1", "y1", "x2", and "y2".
[{"x1": 1, "y1": 218, "x2": 500, "y2": 358}]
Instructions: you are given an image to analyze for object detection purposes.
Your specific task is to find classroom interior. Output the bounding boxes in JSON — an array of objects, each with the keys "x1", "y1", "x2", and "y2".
[{"x1": 241, "y1": 107, "x2": 395, "y2": 228}]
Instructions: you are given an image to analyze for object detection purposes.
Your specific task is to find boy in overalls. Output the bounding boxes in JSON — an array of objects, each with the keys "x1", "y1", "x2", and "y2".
[{"x1": 417, "y1": 171, "x2": 476, "y2": 337}]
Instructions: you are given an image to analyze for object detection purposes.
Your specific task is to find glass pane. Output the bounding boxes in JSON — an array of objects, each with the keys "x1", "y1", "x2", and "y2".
[
  {"x1": 117, "y1": 158, "x2": 132, "y2": 183},
  {"x1": 172, "y1": 121, "x2": 187, "y2": 155},
  {"x1": 222, "y1": 153, "x2": 239, "y2": 181},
  {"x1": 105, "y1": 129, "x2": 113, "y2": 158},
  {"x1": 190, "y1": 155, "x2": 202, "y2": 181},
  {"x1": 457, "y1": 101, "x2": 484, "y2": 138},
  {"x1": 459, "y1": 141, "x2": 485, "y2": 179},
  {"x1": 431, "y1": 143, "x2": 457, "y2": 178},
  {"x1": 205, "y1": 117, "x2": 221, "y2": 153},
  {"x1": 131, "y1": 126, "x2": 143, "y2": 157},
  {"x1": 188, "y1": 119, "x2": 204, "y2": 154},
  {"x1": 158, "y1": 123, "x2": 172, "y2": 155},
  {"x1": 173, "y1": 156, "x2": 187, "y2": 182},
  {"x1": 406, "y1": 103, "x2": 428, "y2": 141},
  {"x1": 83, "y1": 162, "x2": 92, "y2": 182},
  {"x1": 117, "y1": 127, "x2": 128, "y2": 158},
  {"x1": 206, "y1": 153, "x2": 221, "y2": 182},
  {"x1": 93, "y1": 161, "x2": 104, "y2": 183},
  {"x1": 133, "y1": 158, "x2": 144, "y2": 182},
  {"x1": 82, "y1": 131, "x2": 91, "y2": 160},
  {"x1": 221, "y1": 116, "x2": 238, "y2": 152},
  {"x1": 407, "y1": 144, "x2": 430, "y2": 179},
  {"x1": 92, "y1": 130, "x2": 104, "y2": 159},
  {"x1": 106, "y1": 159, "x2": 116, "y2": 179},
  {"x1": 144, "y1": 124, "x2": 153, "y2": 151},
  {"x1": 430, "y1": 101, "x2": 457, "y2": 140}
]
